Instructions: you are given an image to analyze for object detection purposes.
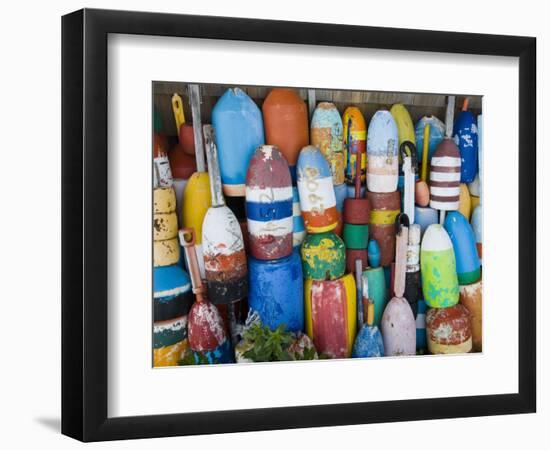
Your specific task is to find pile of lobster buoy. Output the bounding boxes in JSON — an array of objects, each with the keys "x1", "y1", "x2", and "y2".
[{"x1": 153, "y1": 85, "x2": 482, "y2": 366}]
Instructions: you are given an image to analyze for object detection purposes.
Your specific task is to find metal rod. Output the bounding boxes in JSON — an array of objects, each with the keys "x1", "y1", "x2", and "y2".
[
  {"x1": 307, "y1": 89, "x2": 316, "y2": 120},
  {"x1": 445, "y1": 95, "x2": 456, "y2": 138}
]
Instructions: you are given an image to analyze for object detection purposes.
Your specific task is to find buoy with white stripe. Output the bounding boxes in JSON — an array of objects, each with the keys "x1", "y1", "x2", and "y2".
[
  {"x1": 459, "y1": 279, "x2": 482, "y2": 351},
  {"x1": 296, "y1": 145, "x2": 338, "y2": 233},
  {"x1": 420, "y1": 224, "x2": 459, "y2": 308},
  {"x1": 310, "y1": 102, "x2": 346, "y2": 186},
  {"x1": 443, "y1": 211, "x2": 481, "y2": 285},
  {"x1": 179, "y1": 228, "x2": 234, "y2": 364},
  {"x1": 248, "y1": 250, "x2": 304, "y2": 332},
  {"x1": 343, "y1": 141, "x2": 370, "y2": 272},
  {"x1": 453, "y1": 98, "x2": 479, "y2": 183},
  {"x1": 426, "y1": 304, "x2": 472, "y2": 354},
  {"x1": 152, "y1": 264, "x2": 193, "y2": 367},
  {"x1": 305, "y1": 273, "x2": 357, "y2": 358},
  {"x1": 380, "y1": 214, "x2": 416, "y2": 356},
  {"x1": 245, "y1": 145, "x2": 293, "y2": 260},
  {"x1": 262, "y1": 88, "x2": 309, "y2": 183},
  {"x1": 429, "y1": 96, "x2": 461, "y2": 212},
  {"x1": 405, "y1": 224, "x2": 421, "y2": 316},
  {"x1": 201, "y1": 125, "x2": 248, "y2": 304},
  {"x1": 211, "y1": 87, "x2": 265, "y2": 197},
  {"x1": 292, "y1": 187, "x2": 306, "y2": 248},
  {"x1": 343, "y1": 106, "x2": 366, "y2": 185},
  {"x1": 366, "y1": 110, "x2": 399, "y2": 193},
  {"x1": 470, "y1": 204, "x2": 482, "y2": 262},
  {"x1": 301, "y1": 231, "x2": 345, "y2": 281},
  {"x1": 367, "y1": 190, "x2": 401, "y2": 266}
]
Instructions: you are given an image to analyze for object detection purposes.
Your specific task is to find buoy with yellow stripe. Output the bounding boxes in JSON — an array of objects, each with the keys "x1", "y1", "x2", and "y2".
[
  {"x1": 380, "y1": 214, "x2": 416, "y2": 356},
  {"x1": 296, "y1": 145, "x2": 338, "y2": 233},
  {"x1": 305, "y1": 273, "x2": 357, "y2": 358},
  {"x1": 367, "y1": 190, "x2": 401, "y2": 266},
  {"x1": 426, "y1": 304, "x2": 472, "y2": 354}
]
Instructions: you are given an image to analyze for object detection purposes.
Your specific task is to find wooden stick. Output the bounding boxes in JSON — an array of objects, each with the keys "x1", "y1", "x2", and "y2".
[
  {"x1": 421, "y1": 123, "x2": 430, "y2": 182},
  {"x1": 439, "y1": 209, "x2": 446, "y2": 225},
  {"x1": 188, "y1": 84, "x2": 206, "y2": 173},
  {"x1": 203, "y1": 125, "x2": 225, "y2": 208}
]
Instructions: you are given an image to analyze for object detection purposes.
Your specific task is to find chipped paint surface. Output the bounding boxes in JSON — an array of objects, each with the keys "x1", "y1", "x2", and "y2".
[
  {"x1": 352, "y1": 325, "x2": 384, "y2": 358},
  {"x1": 188, "y1": 301, "x2": 227, "y2": 351},
  {"x1": 301, "y1": 232, "x2": 345, "y2": 280},
  {"x1": 367, "y1": 191, "x2": 401, "y2": 266},
  {"x1": 459, "y1": 279, "x2": 482, "y2": 351},
  {"x1": 305, "y1": 274, "x2": 356, "y2": 358},
  {"x1": 311, "y1": 102, "x2": 345, "y2": 185},
  {"x1": 343, "y1": 106, "x2": 367, "y2": 184},
  {"x1": 367, "y1": 110, "x2": 398, "y2": 193},
  {"x1": 453, "y1": 109, "x2": 479, "y2": 183},
  {"x1": 426, "y1": 304, "x2": 472, "y2": 354}
]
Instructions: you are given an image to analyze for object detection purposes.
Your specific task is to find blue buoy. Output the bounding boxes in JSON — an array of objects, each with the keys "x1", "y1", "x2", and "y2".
[
  {"x1": 367, "y1": 239, "x2": 381, "y2": 268},
  {"x1": 211, "y1": 88, "x2": 264, "y2": 196},
  {"x1": 248, "y1": 250, "x2": 304, "y2": 332},
  {"x1": 453, "y1": 100, "x2": 479, "y2": 183}
]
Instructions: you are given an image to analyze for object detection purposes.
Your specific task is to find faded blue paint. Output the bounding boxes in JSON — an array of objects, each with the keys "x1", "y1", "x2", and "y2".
[
  {"x1": 211, "y1": 88, "x2": 264, "y2": 188},
  {"x1": 248, "y1": 250, "x2": 304, "y2": 332},
  {"x1": 292, "y1": 187, "x2": 305, "y2": 247},
  {"x1": 297, "y1": 145, "x2": 333, "y2": 178},
  {"x1": 453, "y1": 110, "x2": 479, "y2": 183},
  {"x1": 414, "y1": 206, "x2": 438, "y2": 236},
  {"x1": 334, "y1": 183, "x2": 347, "y2": 212},
  {"x1": 415, "y1": 115, "x2": 445, "y2": 162},
  {"x1": 367, "y1": 110, "x2": 398, "y2": 156},
  {"x1": 346, "y1": 184, "x2": 365, "y2": 198},
  {"x1": 352, "y1": 325, "x2": 384, "y2": 358},
  {"x1": 367, "y1": 239, "x2": 381, "y2": 268}
]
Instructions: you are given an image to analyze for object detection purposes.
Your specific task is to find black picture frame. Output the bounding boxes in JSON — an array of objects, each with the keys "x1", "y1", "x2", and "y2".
[{"x1": 62, "y1": 8, "x2": 536, "y2": 442}]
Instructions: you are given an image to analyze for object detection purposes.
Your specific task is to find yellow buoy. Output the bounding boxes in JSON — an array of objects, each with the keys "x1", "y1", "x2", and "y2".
[
  {"x1": 458, "y1": 183, "x2": 472, "y2": 220},
  {"x1": 182, "y1": 172, "x2": 211, "y2": 244},
  {"x1": 390, "y1": 103, "x2": 416, "y2": 147}
]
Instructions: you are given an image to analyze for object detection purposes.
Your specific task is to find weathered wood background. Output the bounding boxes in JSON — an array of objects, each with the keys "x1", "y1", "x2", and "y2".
[{"x1": 153, "y1": 81, "x2": 482, "y2": 137}]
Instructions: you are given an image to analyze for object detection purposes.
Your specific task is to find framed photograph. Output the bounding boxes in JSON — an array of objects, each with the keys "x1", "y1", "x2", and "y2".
[{"x1": 62, "y1": 8, "x2": 536, "y2": 442}]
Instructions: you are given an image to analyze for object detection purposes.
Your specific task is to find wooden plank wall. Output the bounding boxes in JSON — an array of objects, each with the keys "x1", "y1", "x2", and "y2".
[{"x1": 153, "y1": 81, "x2": 482, "y2": 138}]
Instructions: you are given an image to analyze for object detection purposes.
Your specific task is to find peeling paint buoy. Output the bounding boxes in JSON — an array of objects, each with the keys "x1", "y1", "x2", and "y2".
[
  {"x1": 426, "y1": 304, "x2": 472, "y2": 354},
  {"x1": 245, "y1": 145, "x2": 293, "y2": 260},
  {"x1": 367, "y1": 110, "x2": 398, "y2": 193},
  {"x1": 297, "y1": 145, "x2": 338, "y2": 233},
  {"x1": 301, "y1": 231, "x2": 345, "y2": 281},
  {"x1": 343, "y1": 106, "x2": 367, "y2": 185},
  {"x1": 453, "y1": 98, "x2": 479, "y2": 184},
  {"x1": 420, "y1": 224, "x2": 459, "y2": 308},
  {"x1": 459, "y1": 279, "x2": 482, "y2": 351},
  {"x1": 248, "y1": 250, "x2": 304, "y2": 332},
  {"x1": 305, "y1": 273, "x2": 357, "y2": 358}
]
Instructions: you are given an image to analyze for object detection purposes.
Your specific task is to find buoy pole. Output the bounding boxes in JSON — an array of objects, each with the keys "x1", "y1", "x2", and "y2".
[
  {"x1": 203, "y1": 125, "x2": 225, "y2": 208},
  {"x1": 356, "y1": 258, "x2": 364, "y2": 329},
  {"x1": 421, "y1": 123, "x2": 430, "y2": 182},
  {"x1": 188, "y1": 84, "x2": 206, "y2": 173}
]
